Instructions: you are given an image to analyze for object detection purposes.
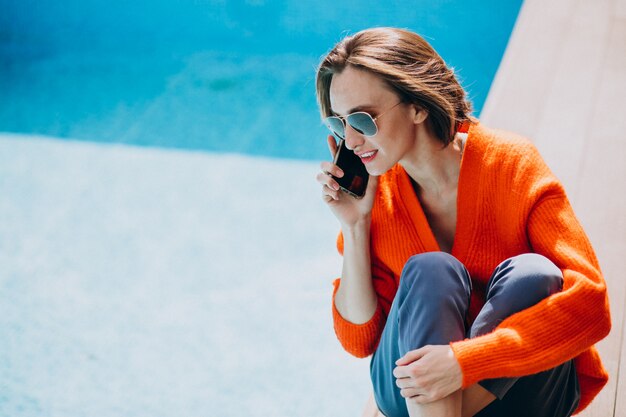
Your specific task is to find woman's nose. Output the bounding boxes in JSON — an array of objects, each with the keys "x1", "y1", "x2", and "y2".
[{"x1": 344, "y1": 125, "x2": 365, "y2": 150}]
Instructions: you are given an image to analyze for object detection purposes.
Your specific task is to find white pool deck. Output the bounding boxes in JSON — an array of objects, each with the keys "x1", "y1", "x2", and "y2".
[
  {"x1": 2, "y1": 0, "x2": 625, "y2": 416},
  {"x1": 0, "y1": 138, "x2": 375, "y2": 416}
]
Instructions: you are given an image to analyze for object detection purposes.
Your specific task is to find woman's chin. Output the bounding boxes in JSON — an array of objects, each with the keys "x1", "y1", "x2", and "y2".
[{"x1": 365, "y1": 162, "x2": 392, "y2": 177}]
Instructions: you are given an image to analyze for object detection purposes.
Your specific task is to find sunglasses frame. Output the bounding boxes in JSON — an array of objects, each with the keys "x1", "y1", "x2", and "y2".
[{"x1": 324, "y1": 101, "x2": 403, "y2": 139}]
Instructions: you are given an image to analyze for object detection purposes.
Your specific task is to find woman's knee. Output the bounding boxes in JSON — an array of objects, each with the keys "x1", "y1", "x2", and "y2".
[
  {"x1": 488, "y1": 253, "x2": 563, "y2": 305},
  {"x1": 471, "y1": 254, "x2": 563, "y2": 339},
  {"x1": 399, "y1": 252, "x2": 471, "y2": 299},
  {"x1": 394, "y1": 252, "x2": 471, "y2": 349}
]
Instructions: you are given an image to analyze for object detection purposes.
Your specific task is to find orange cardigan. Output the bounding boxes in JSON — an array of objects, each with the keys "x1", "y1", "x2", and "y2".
[{"x1": 331, "y1": 123, "x2": 611, "y2": 413}]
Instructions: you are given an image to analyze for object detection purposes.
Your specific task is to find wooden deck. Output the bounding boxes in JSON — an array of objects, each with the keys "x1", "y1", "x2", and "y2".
[{"x1": 481, "y1": 0, "x2": 626, "y2": 415}]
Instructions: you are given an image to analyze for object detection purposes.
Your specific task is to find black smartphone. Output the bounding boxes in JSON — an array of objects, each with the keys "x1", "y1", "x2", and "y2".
[{"x1": 332, "y1": 138, "x2": 369, "y2": 198}]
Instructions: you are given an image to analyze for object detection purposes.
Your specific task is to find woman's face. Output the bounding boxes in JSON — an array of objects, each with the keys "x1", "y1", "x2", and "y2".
[{"x1": 329, "y1": 65, "x2": 420, "y2": 176}]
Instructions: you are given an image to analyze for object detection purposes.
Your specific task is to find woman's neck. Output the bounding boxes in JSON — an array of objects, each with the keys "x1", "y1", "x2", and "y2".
[{"x1": 400, "y1": 127, "x2": 464, "y2": 198}]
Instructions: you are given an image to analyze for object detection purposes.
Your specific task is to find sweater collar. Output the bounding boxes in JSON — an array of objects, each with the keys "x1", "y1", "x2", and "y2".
[{"x1": 392, "y1": 121, "x2": 483, "y2": 258}]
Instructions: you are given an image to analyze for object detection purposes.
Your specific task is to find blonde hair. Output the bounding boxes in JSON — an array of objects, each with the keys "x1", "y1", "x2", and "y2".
[{"x1": 316, "y1": 27, "x2": 473, "y2": 146}]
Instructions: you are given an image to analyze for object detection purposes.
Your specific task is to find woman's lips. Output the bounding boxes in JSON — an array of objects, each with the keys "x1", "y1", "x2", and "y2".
[{"x1": 357, "y1": 150, "x2": 378, "y2": 163}]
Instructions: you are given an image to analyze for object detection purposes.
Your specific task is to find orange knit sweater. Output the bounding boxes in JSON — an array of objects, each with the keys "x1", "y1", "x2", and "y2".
[{"x1": 331, "y1": 123, "x2": 611, "y2": 413}]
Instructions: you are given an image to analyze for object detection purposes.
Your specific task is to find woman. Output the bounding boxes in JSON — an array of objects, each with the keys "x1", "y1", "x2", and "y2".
[{"x1": 315, "y1": 28, "x2": 610, "y2": 417}]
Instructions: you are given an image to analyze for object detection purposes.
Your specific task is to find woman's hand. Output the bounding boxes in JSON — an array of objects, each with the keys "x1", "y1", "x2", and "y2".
[
  {"x1": 393, "y1": 345, "x2": 463, "y2": 404},
  {"x1": 316, "y1": 135, "x2": 379, "y2": 227}
]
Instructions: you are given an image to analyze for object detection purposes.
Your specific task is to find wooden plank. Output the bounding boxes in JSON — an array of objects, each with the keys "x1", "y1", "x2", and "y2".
[
  {"x1": 575, "y1": 10, "x2": 626, "y2": 417},
  {"x1": 529, "y1": 0, "x2": 612, "y2": 202},
  {"x1": 617, "y1": 0, "x2": 626, "y2": 18},
  {"x1": 608, "y1": 2, "x2": 626, "y2": 415},
  {"x1": 481, "y1": 0, "x2": 575, "y2": 139},
  {"x1": 483, "y1": 0, "x2": 614, "y2": 195}
]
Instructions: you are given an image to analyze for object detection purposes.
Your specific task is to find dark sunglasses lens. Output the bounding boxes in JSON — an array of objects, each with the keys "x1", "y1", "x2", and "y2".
[
  {"x1": 325, "y1": 117, "x2": 345, "y2": 139},
  {"x1": 347, "y1": 113, "x2": 377, "y2": 136}
]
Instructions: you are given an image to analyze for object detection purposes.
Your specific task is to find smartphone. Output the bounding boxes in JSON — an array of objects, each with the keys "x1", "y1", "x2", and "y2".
[{"x1": 332, "y1": 138, "x2": 369, "y2": 198}]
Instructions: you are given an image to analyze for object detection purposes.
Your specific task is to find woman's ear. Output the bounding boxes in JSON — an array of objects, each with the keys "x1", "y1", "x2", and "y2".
[{"x1": 412, "y1": 106, "x2": 428, "y2": 124}]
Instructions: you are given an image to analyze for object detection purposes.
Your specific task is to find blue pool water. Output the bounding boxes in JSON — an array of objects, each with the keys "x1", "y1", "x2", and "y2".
[
  {"x1": 1, "y1": 2, "x2": 524, "y2": 415},
  {"x1": 0, "y1": 0, "x2": 523, "y2": 160}
]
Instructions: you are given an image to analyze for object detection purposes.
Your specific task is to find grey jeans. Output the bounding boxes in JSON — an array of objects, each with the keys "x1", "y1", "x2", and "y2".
[{"x1": 370, "y1": 252, "x2": 580, "y2": 417}]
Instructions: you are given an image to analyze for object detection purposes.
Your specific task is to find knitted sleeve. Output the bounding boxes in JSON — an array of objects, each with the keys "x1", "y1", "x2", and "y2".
[
  {"x1": 331, "y1": 232, "x2": 397, "y2": 358},
  {"x1": 451, "y1": 185, "x2": 611, "y2": 390}
]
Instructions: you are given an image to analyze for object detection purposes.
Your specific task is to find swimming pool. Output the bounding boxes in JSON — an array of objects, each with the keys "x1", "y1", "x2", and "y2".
[
  {"x1": 1, "y1": 2, "x2": 525, "y2": 415},
  {"x1": 0, "y1": 0, "x2": 522, "y2": 160}
]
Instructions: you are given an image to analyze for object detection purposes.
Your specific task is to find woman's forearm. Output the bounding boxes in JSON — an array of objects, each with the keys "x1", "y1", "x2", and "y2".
[{"x1": 334, "y1": 216, "x2": 378, "y2": 324}]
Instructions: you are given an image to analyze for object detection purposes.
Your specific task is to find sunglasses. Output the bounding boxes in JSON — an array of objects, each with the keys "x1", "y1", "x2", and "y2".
[{"x1": 324, "y1": 101, "x2": 402, "y2": 139}]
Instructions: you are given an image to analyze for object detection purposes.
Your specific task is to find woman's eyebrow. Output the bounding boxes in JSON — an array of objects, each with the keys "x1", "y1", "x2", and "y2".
[{"x1": 330, "y1": 104, "x2": 376, "y2": 116}]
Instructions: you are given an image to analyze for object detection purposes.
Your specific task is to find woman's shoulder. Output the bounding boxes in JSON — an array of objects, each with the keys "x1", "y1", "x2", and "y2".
[
  {"x1": 470, "y1": 123, "x2": 539, "y2": 159},
  {"x1": 468, "y1": 122, "x2": 552, "y2": 176},
  {"x1": 467, "y1": 122, "x2": 565, "y2": 200}
]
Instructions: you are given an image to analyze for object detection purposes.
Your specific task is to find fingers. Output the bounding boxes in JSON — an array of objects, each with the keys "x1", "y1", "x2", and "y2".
[
  {"x1": 393, "y1": 348, "x2": 427, "y2": 397},
  {"x1": 395, "y1": 378, "x2": 426, "y2": 400},
  {"x1": 400, "y1": 388, "x2": 422, "y2": 399},
  {"x1": 327, "y1": 134, "x2": 338, "y2": 157},
  {"x1": 320, "y1": 161, "x2": 344, "y2": 179},
  {"x1": 318, "y1": 160, "x2": 344, "y2": 201},
  {"x1": 316, "y1": 172, "x2": 339, "y2": 201},
  {"x1": 320, "y1": 183, "x2": 340, "y2": 201},
  {"x1": 395, "y1": 346, "x2": 427, "y2": 366},
  {"x1": 395, "y1": 377, "x2": 440, "y2": 403},
  {"x1": 395, "y1": 376, "x2": 414, "y2": 389}
]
